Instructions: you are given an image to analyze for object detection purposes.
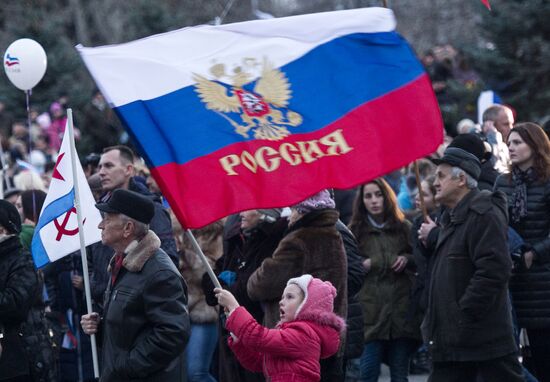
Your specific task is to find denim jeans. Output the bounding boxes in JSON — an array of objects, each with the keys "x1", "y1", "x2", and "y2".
[
  {"x1": 510, "y1": 292, "x2": 539, "y2": 382},
  {"x1": 359, "y1": 338, "x2": 416, "y2": 382},
  {"x1": 187, "y1": 323, "x2": 218, "y2": 382}
]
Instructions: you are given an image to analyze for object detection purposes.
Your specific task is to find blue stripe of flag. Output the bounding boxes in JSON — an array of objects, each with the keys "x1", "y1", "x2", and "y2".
[
  {"x1": 115, "y1": 31, "x2": 424, "y2": 168},
  {"x1": 31, "y1": 189, "x2": 75, "y2": 268}
]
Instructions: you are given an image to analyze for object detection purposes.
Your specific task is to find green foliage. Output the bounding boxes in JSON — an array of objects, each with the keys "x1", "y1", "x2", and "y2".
[
  {"x1": 469, "y1": 0, "x2": 550, "y2": 121},
  {"x1": 441, "y1": 79, "x2": 485, "y2": 133},
  {"x1": 0, "y1": 1, "x2": 241, "y2": 121}
]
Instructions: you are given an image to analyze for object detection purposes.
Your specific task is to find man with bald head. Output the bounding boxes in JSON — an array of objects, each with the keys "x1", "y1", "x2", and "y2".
[{"x1": 482, "y1": 105, "x2": 515, "y2": 173}]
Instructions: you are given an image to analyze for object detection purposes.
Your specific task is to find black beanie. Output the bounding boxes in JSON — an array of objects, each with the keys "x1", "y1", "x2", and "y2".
[
  {"x1": 0, "y1": 200, "x2": 22, "y2": 235},
  {"x1": 449, "y1": 133, "x2": 490, "y2": 162}
]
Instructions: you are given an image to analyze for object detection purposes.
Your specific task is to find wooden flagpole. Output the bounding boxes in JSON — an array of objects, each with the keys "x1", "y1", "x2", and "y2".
[
  {"x1": 414, "y1": 162, "x2": 429, "y2": 221},
  {"x1": 67, "y1": 109, "x2": 100, "y2": 378}
]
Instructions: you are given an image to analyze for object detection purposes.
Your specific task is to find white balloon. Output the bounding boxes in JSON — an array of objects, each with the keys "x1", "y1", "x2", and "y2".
[{"x1": 4, "y1": 38, "x2": 47, "y2": 91}]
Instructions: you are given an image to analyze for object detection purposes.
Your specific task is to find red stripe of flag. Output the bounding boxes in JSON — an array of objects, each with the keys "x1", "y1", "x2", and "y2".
[{"x1": 481, "y1": 0, "x2": 491, "y2": 10}]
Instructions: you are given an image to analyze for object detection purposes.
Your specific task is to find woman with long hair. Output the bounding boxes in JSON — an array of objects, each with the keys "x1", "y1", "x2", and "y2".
[
  {"x1": 349, "y1": 178, "x2": 420, "y2": 382},
  {"x1": 494, "y1": 122, "x2": 550, "y2": 381}
]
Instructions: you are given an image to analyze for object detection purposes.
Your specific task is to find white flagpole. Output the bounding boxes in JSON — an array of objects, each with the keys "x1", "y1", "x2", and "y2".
[
  {"x1": 67, "y1": 109, "x2": 100, "y2": 378},
  {"x1": 185, "y1": 229, "x2": 222, "y2": 289}
]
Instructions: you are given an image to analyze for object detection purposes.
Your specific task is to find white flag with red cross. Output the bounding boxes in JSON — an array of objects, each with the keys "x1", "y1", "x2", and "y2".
[{"x1": 31, "y1": 123, "x2": 102, "y2": 268}]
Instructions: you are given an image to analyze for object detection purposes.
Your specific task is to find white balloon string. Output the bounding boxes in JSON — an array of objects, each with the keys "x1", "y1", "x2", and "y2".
[{"x1": 25, "y1": 89, "x2": 37, "y2": 191}]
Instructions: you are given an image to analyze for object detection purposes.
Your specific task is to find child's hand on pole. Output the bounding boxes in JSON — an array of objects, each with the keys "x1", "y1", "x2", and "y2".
[{"x1": 214, "y1": 288, "x2": 240, "y2": 314}]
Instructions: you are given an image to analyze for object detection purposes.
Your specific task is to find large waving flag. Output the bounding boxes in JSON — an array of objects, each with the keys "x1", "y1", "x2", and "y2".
[
  {"x1": 31, "y1": 125, "x2": 102, "y2": 268},
  {"x1": 78, "y1": 7, "x2": 443, "y2": 229}
]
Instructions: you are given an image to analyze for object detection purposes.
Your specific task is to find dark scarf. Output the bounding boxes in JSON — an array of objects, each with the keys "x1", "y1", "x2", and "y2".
[{"x1": 511, "y1": 166, "x2": 537, "y2": 223}]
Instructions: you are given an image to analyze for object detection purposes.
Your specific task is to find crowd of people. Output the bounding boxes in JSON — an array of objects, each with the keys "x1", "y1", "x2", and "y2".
[{"x1": 1, "y1": 73, "x2": 550, "y2": 382}]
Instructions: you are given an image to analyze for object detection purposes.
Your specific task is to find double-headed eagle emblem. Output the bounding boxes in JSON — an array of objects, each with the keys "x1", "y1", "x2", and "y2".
[{"x1": 193, "y1": 58, "x2": 302, "y2": 140}]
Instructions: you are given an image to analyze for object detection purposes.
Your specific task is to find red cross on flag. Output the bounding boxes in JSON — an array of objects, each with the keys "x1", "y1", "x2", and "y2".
[{"x1": 31, "y1": 120, "x2": 103, "y2": 268}]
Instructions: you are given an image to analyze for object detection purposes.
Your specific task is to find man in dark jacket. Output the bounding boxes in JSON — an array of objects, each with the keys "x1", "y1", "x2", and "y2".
[
  {"x1": 422, "y1": 147, "x2": 522, "y2": 381},
  {"x1": 97, "y1": 145, "x2": 177, "y2": 263},
  {"x1": 81, "y1": 189, "x2": 189, "y2": 382},
  {"x1": 88, "y1": 145, "x2": 178, "y2": 311}
]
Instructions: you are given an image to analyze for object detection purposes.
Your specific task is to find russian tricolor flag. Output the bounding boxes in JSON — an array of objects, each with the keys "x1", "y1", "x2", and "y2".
[{"x1": 78, "y1": 7, "x2": 443, "y2": 229}]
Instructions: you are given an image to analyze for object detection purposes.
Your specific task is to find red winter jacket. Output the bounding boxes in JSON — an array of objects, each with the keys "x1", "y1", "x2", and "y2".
[{"x1": 227, "y1": 306, "x2": 344, "y2": 382}]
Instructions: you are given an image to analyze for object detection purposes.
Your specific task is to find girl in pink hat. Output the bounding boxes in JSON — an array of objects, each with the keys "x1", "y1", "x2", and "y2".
[{"x1": 215, "y1": 274, "x2": 345, "y2": 382}]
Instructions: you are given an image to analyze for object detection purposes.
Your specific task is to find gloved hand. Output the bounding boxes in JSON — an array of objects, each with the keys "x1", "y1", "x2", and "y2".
[
  {"x1": 202, "y1": 273, "x2": 222, "y2": 306},
  {"x1": 218, "y1": 271, "x2": 237, "y2": 287}
]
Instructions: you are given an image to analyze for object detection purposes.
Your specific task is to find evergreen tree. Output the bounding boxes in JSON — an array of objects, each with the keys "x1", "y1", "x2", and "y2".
[{"x1": 471, "y1": 0, "x2": 550, "y2": 121}]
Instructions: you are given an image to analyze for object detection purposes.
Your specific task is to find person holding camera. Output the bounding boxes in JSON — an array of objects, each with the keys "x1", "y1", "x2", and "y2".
[{"x1": 494, "y1": 122, "x2": 550, "y2": 381}]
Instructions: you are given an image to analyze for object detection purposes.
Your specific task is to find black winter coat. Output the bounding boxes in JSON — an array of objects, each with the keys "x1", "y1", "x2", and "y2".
[
  {"x1": 215, "y1": 218, "x2": 287, "y2": 321},
  {"x1": 335, "y1": 220, "x2": 366, "y2": 359},
  {"x1": 494, "y1": 174, "x2": 550, "y2": 329},
  {"x1": 98, "y1": 232, "x2": 189, "y2": 382},
  {"x1": 20, "y1": 291, "x2": 57, "y2": 382},
  {"x1": 409, "y1": 210, "x2": 442, "y2": 317},
  {"x1": 421, "y1": 190, "x2": 517, "y2": 362},
  {"x1": 0, "y1": 236, "x2": 38, "y2": 380}
]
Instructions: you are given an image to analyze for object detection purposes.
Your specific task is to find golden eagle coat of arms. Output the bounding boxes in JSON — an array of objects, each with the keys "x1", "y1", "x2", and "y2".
[{"x1": 193, "y1": 58, "x2": 302, "y2": 141}]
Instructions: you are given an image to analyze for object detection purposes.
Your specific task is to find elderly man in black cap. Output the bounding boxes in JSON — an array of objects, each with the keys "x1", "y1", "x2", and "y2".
[
  {"x1": 420, "y1": 147, "x2": 523, "y2": 382},
  {"x1": 81, "y1": 189, "x2": 189, "y2": 382}
]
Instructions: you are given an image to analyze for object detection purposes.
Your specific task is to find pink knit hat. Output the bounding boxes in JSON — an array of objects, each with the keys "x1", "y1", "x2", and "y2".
[
  {"x1": 287, "y1": 274, "x2": 337, "y2": 317},
  {"x1": 292, "y1": 190, "x2": 335, "y2": 214}
]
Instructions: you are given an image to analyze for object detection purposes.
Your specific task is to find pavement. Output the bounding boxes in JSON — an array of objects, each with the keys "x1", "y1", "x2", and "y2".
[
  {"x1": 379, "y1": 365, "x2": 428, "y2": 381},
  {"x1": 346, "y1": 363, "x2": 429, "y2": 381}
]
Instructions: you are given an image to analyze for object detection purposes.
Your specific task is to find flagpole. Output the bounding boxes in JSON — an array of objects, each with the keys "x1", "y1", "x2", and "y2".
[
  {"x1": 67, "y1": 109, "x2": 100, "y2": 378},
  {"x1": 185, "y1": 229, "x2": 222, "y2": 289},
  {"x1": 414, "y1": 161, "x2": 429, "y2": 222},
  {"x1": 0, "y1": 137, "x2": 6, "y2": 199}
]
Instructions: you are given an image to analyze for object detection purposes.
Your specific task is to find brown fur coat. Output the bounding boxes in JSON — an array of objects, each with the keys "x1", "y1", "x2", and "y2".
[
  {"x1": 247, "y1": 209, "x2": 348, "y2": 329},
  {"x1": 179, "y1": 222, "x2": 224, "y2": 324}
]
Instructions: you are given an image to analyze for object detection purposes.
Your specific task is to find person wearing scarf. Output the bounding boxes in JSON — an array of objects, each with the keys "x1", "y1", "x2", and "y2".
[
  {"x1": 348, "y1": 179, "x2": 420, "y2": 382},
  {"x1": 494, "y1": 122, "x2": 550, "y2": 381}
]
